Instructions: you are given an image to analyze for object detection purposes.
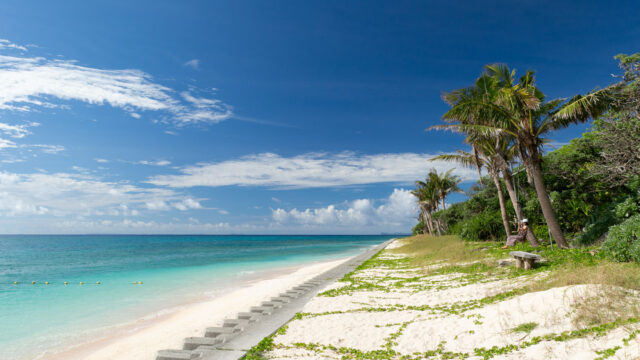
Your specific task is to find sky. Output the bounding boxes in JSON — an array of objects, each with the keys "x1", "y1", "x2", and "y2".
[{"x1": 0, "y1": 1, "x2": 637, "y2": 234}]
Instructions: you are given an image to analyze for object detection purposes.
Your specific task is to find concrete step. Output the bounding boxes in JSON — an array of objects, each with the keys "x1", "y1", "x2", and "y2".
[
  {"x1": 250, "y1": 306, "x2": 274, "y2": 315},
  {"x1": 261, "y1": 301, "x2": 282, "y2": 308},
  {"x1": 223, "y1": 319, "x2": 249, "y2": 329},
  {"x1": 270, "y1": 296, "x2": 290, "y2": 303},
  {"x1": 237, "y1": 312, "x2": 261, "y2": 321},
  {"x1": 285, "y1": 289, "x2": 304, "y2": 295},
  {"x1": 156, "y1": 349, "x2": 198, "y2": 360},
  {"x1": 205, "y1": 326, "x2": 239, "y2": 337},
  {"x1": 279, "y1": 292, "x2": 298, "y2": 299},
  {"x1": 183, "y1": 336, "x2": 223, "y2": 350},
  {"x1": 192, "y1": 348, "x2": 247, "y2": 360}
]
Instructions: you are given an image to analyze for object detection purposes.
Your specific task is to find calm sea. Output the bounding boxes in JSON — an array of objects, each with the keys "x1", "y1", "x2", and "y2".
[{"x1": 0, "y1": 234, "x2": 391, "y2": 360}]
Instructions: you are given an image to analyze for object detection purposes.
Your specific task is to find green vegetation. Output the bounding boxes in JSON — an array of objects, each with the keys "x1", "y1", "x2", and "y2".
[
  {"x1": 510, "y1": 322, "x2": 538, "y2": 334},
  {"x1": 602, "y1": 215, "x2": 640, "y2": 262},
  {"x1": 412, "y1": 169, "x2": 463, "y2": 236},
  {"x1": 413, "y1": 52, "x2": 640, "y2": 263}
]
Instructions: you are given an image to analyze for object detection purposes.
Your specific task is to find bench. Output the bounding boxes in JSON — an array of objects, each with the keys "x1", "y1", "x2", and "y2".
[{"x1": 509, "y1": 251, "x2": 543, "y2": 270}]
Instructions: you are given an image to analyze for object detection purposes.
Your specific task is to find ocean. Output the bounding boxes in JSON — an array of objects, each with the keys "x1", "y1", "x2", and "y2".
[{"x1": 0, "y1": 234, "x2": 390, "y2": 360}]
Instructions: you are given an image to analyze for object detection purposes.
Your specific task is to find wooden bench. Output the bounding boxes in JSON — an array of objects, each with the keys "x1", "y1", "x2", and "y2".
[{"x1": 509, "y1": 251, "x2": 543, "y2": 270}]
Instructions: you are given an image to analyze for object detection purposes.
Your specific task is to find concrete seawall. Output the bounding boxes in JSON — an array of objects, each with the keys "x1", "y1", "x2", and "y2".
[{"x1": 156, "y1": 238, "x2": 396, "y2": 360}]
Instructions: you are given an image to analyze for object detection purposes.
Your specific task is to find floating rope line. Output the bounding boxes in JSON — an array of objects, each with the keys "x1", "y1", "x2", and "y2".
[{"x1": 10, "y1": 281, "x2": 140, "y2": 285}]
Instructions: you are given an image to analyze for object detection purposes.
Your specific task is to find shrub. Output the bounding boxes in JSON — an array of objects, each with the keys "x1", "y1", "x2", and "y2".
[
  {"x1": 412, "y1": 219, "x2": 425, "y2": 235},
  {"x1": 459, "y1": 210, "x2": 505, "y2": 242},
  {"x1": 615, "y1": 196, "x2": 639, "y2": 220},
  {"x1": 573, "y1": 208, "x2": 617, "y2": 246},
  {"x1": 533, "y1": 224, "x2": 549, "y2": 242},
  {"x1": 602, "y1": 215, "x2": 640, "y2": 262}
]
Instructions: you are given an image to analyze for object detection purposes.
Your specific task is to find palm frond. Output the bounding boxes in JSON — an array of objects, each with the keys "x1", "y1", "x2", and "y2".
[
  {"x1": 553, "y1": 87, "x2": 614, "y2": 122},
  {"x1": 430, "y1": 151, "x2": 484, "y2": 169},
  {"x1": 427, "y1": 123, "x2": 514, "y2": 138}
]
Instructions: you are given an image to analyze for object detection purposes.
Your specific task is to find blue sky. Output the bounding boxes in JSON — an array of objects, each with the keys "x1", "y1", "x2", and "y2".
[{"x1": 0, "y1": 1, "x2": 637, "y2": 234}]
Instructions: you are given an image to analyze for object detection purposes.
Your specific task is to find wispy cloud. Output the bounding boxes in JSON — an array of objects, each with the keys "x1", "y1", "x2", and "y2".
[
  {"x1": 0, "y1": 40, "x2": 232, "y2": 125},
  {"x1": 136, "y1": 159, "x2": 171, "y2": 166},
  {"x1": 148, "y1": 152, "x2": 477, "y2": 189},
  {"x1": 0, "y1": 39, "x2": 27, "y2": 52},
  {"x1": 29, "y1": 144, "x2": 65, "y2": 154},
  {"x1": 0, "y1": 121, "x2": 40, "y2": 149},
  {"x1": 184, "y1": 59, "x2": 200, "y2": 70}
]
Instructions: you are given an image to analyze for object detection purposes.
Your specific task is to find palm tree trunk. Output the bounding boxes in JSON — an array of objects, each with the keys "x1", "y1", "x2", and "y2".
[
  {"x1": 426, "y1": 211, "x2": 434, "y2": 235},
  {"x1": 421, "y1": 208, "x2": 432, "y2": 235},
  {"x1": 501, "y1": 166, "x2": 539, "y2": 246},
  {"x1": 491, "y1": 171, "x2": 511, "y2": 237},
  {"x1": 441, "y1": 196, "x2": 446, "y2": 211},
  {"x1": 472, "y1": 146, "x2": 485, "y2": 189},
  {"x1": 435, "y1": 218, "x2": 442, "y2": 236},
  {"x1": 528, "y1": 155, "x2": 568, "y2": 248}
]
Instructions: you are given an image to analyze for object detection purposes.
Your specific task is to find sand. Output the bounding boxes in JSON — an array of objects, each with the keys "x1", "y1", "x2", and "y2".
[
  {"x1": 41, "y1": 257, "x2": 349, "y2": 360},
  {"x1": 263, "y1": 240, "x2": 640, "y2": 360}
]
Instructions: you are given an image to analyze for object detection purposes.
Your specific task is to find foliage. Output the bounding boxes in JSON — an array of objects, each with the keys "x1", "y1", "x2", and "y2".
[
  {"x1": 602, "y1": 215, "x2": 640, "y2": 262},
  {"x1": 510, "y1": 322, "x2": 538, "y2": 334},
  {"x1": 532, "y1": 223, "x2": 549, "y2": 242},
  {"x1": 244, "y1": 334, "x2": 276, "y2": 360},
  {"x1": 459, "y1": 210, "x2": 505, "y2": 242},
  {"x1": 615, "y1": 195, "x2": 640, "y2": 219},
  {"x1": 591, "y1": 115, "x2": 640, "y2": 186},
  {"x1": 411, "y1": 168, "x2": 463, "y2": 235}
]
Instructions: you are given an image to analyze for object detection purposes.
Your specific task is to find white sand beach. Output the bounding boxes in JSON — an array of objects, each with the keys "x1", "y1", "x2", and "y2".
[
  {"x1": 262, "y1": 238, "x2": 640, "y2": 359},
  {"x1": 40, "y1": 257, "x2": 350, "y2": 360}
]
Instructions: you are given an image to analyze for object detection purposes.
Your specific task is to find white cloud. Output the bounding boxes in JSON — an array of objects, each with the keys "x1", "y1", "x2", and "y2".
[
  {"x1": 0, "y1": 171, "x2": 200, "y2": 217},
  {"x1": 184, "y1": 59, "x2": 200, "y2": 70},
  {"x1": 173, "y1": 198, "x2": 202, "y2": 211},
  {"x1": 45, "y1": 219, "x2": 232, "y2": 234},
  {"x1": 0, "y1": 39, "x2": 27, "y2": 52},
  {"x1": 0, "y1": 137, "x2": 16, "y2": 149},
  {"x1": 0, "y1": 41, "x2": 232, "y2": 125},
  {"x1": 94, "y1": 158, "x2": 109, "y2": 163},
  {"x1": 29, "y1": 144, "x2": 65, "y2": 154},
  {"x1": 179, "y1": 92, "x2": 232, "y2": 124},
  {"x1": 0, "y1": 121, "x2": 38, "y2": 138},
  {"x1": 0, "y1": 121, "x2": 40, "y2": 150},
  {"x1": 136, "y1": 159, "x2": 171, "y2": 166},
  {"x1": 272, "y1": 188, "x2": 417, "y2": 230},
  {"x1": 148, "y1": 152, "x2": 477, "y2": 189},
  {"x1": 145, "y1": 200, "x2": 170, "y2": 211}
]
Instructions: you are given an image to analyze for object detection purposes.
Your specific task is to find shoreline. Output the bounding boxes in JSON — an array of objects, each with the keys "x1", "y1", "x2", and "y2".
[{"x1": 36, "y1": 256, "x2": 355, "y2": 360}]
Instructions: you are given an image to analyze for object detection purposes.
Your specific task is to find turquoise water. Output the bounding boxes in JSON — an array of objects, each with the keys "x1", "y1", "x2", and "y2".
[{"x1": 0, "y1": 235, "x2": 391, "y2": 360}]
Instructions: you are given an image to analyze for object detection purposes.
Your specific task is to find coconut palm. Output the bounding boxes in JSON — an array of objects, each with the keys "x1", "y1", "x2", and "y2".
[
  {"x1": 434, "y1": 80, "x2": 541, "y2": 245},
  {"x1": 427, "y1": 168, "x2": 463, "y2": 212},
  {"x1": 431, "y1": 147, "x2": 512, "y2": 237},
  {"x1": 411, "y1": 179, "x2": 439, "y2": 235},
  {"x1": 436, "y1": 64, "x2": 612, "y2": 248}
]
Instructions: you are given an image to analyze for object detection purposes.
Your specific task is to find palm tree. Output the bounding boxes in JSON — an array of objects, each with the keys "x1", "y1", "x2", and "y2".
[
  {"x1": 411, "y1": 179, "x2": 439, "y2": 235},
  {"x1": 434, "y1": 79, "x2": 541, "y2": 245},
  {"x1": 431, "y1": 147, "x2": 512, "y2": 237},
  {"x1": 437, "y1": 65, "x2": 610, "y2": 248},
  {"x1": 428, "y1": 168, "x2": 462, "y2": 211}
]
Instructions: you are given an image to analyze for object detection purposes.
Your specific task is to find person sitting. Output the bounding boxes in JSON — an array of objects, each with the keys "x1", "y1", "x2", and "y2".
[{"x1": 502, "y1": 219, "x2": 529, "y2": 249}]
